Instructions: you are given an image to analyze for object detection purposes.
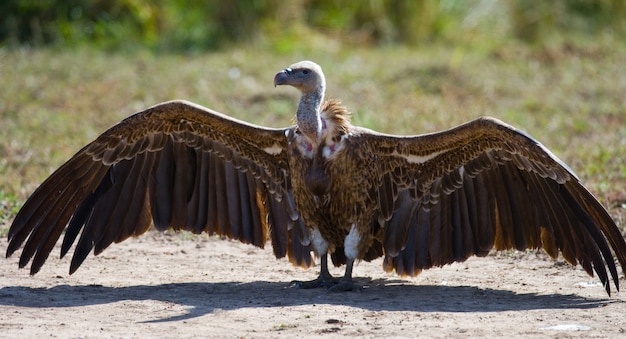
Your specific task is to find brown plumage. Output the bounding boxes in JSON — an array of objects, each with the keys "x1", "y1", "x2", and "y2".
[{"x1": 6, "y1": 60, "x2": 626, "y2": 294}]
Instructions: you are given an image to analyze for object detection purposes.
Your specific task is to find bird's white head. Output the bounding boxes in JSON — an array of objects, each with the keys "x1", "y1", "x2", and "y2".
[
  {"x1": 273, "y1": 60, "x2": 326, "y2": 94},
  {"x1": 274, "y1": 61, "x2": 326, "y2": 146}
]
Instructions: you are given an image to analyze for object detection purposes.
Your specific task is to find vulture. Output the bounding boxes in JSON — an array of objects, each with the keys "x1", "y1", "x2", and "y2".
[{"x1": 6, "y1": 60, "x2": 626, "y2": 294}]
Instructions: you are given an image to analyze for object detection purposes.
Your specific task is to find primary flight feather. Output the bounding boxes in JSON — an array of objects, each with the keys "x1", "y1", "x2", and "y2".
[{"x1": 7, "y1": 60, "x2": 626, "y2": 294}]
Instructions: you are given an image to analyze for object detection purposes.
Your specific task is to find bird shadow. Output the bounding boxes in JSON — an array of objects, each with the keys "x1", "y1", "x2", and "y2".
[{"x1": 0, "y1": 278, "x2": 618, "y2": 323}]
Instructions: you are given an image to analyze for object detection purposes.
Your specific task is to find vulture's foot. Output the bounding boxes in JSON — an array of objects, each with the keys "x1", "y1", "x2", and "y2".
[
  {"x1": 326, "y1": 278, "x2": 364, "y2": 292},
  {"x1": 291, "y1": 272, "x2": 339, "y2": 289}
]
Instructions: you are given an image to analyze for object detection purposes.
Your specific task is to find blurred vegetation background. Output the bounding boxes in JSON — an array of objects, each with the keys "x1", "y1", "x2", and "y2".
[
  {"x1": 0, "y1": 0, "x2": 625, "y2": 228},
  {"x1": 1, "y1": 0, "x2": 625, "y2": 51}
]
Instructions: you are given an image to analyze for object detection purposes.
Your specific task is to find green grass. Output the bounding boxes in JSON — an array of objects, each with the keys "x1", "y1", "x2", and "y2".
[
  {"x1": 0, "y1": 39, "x2": 625, "y2": 232},
  {"x1": 0, "y1": 191, "x2": 20, "y2": 236}
]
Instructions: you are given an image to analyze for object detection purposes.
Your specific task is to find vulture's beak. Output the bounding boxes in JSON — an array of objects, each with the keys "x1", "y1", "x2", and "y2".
[{"x1": 273, "y1": 68, "x2": 292, "y2": 87}]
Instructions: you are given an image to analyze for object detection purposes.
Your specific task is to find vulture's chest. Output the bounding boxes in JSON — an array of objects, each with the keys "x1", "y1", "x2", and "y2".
[
  {"x1": 288, "y1": 130, "x2": 354, "y2": 194},
  {"x1": 288, "y1": 136, "x2": 376, "y2": 223}
]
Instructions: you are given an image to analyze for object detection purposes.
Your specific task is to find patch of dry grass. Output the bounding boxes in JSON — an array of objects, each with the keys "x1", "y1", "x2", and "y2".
[{"x1": 0, "y1": 41, "x2": 624, "y2": 230}]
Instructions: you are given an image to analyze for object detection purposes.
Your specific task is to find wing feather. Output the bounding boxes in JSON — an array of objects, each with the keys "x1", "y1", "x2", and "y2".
[
  {"x1": 206, "y1": 151, "x2": 219, "y2": 234},
  {"x1": 213, "y1": 150, "x2": 230, "y2": 235},
  {"x1": 498, "y1": 162, "x2": 527, "y2": 250},
  {"x1": 382, "y1": 191, "x2": 417, "y2": 257},
  {"x1": 150, "y1": 139, "x2": 174, "y2": 230},
  {"x1": 468, "y1": 173, "x2": 494, "y2": 255},
  {"x1": 452, "y1": 183, "x2": 473, "y2": 261},
  {"x1": 225, "y1": 158, "x2": 243, "y2": 238},
  {"x1": 237, "y1": 170, "x2": 254, "y2": 243},
  {"x1": 8, "y1": 155, "x2": 100, "y2": 256},
  {"x1": 114, "y1": 153, "x2": 155, "y2": 241},
  {"x1": 427, "y1": 186, "x2": 443, "y2": 267},
  {"x1": 7, "y1": 100, "x2": 306, "y2": 275},
  {"x1": 185, "y1": 148, "x2": 205, "y2": 233},
  {"x1": 364, "y1": 117, "x2": 626, "y2": 294}
]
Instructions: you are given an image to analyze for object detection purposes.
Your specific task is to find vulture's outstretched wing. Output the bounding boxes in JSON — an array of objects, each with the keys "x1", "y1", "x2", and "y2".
[
  {"x1": 363, "y1": 117, "x2": 626, "y2": 295},
  {"x1": 6, "y1": 100, "x2": 313, "y2": 275}
]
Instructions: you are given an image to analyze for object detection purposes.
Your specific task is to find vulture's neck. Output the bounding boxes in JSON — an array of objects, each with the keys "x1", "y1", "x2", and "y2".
[{"x1": 297, "y1": 86, "x2": 325, "y2": 146}]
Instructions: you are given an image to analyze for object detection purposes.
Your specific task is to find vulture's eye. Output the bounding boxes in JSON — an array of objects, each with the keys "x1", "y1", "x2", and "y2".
[{"x1": 302, "y1": 69, "x2": 310, "y2": 75}]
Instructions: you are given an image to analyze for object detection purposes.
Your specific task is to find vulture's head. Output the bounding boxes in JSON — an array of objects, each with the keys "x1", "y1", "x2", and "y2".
[{"x1": 274, "y1": 60, "x2": 326, "y2": 94}]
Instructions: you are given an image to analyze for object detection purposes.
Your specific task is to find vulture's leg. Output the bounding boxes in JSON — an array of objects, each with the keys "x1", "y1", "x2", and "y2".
[
  {"x1": 292, "y1": 253, "x2": 339, "y2": 288},
  {"x1": 292, "y1": 230, "x2": 340, "y2": 288},
  {"x1": 328, "y1": 225, "x2": 364, "y2": 292}
]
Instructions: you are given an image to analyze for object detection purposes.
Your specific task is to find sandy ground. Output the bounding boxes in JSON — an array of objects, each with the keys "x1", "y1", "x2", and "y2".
[{"x1": 1, "y1": 230, "x2": 625, "y2": 338}]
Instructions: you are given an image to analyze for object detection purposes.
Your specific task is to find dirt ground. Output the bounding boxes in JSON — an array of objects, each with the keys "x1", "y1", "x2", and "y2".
[{"x1": 1, "y1": 230, "x2": 625, "y2": 338}]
